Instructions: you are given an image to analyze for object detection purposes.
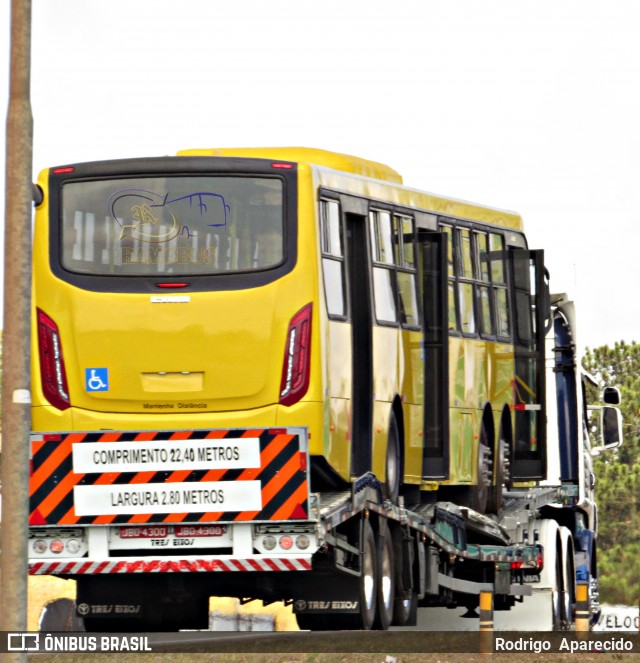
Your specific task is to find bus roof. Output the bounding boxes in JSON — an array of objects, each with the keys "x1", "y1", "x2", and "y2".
[
  {"x1": 177, "y1": 147, "x2": 404, "y2": 184},
  {"x1": 176, "y1": 147, "x2": 523, "y2": 232}
]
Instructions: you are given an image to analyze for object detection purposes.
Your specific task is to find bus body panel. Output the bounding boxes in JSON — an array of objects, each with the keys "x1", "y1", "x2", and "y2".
[
  {"x1": 323, "y1": 319, "x2": 352, "y2": 480},
  {"x1": 35, "y1": 285, "x2": 294, "y2": 412}
]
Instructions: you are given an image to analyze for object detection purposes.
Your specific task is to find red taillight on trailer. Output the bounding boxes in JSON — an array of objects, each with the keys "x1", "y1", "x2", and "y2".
[
  {"x1": 279, "y1": 303, "x2": 312, "y2": 407},
  {"x1": 37, "y1": 308, "x2": 71, "y2": 410}
]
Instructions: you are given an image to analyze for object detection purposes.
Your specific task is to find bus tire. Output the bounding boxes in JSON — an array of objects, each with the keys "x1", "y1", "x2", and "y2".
[
  {"x1": 373, "y1": 529, "x2": 395, "y2": 630},
  {"x1": 487, "y1": 437, "x2": 510, "y2": 514},
  {"x1": 463, "y1": 423, "x2": 491, "y2": 514},
  {"x1": 384, "y1": 414, "x2": 401, "y2": 504}
]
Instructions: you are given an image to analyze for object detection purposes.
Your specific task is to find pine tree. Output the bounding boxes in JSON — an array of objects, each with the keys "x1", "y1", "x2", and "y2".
[{"x1": 583, "y1": 341, "x2": 640, "y2": 604}]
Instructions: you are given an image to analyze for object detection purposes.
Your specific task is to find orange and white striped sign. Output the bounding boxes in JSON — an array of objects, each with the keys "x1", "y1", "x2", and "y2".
[{"x1": 29, "y1": 428, "x2": 309, "y2": 526}]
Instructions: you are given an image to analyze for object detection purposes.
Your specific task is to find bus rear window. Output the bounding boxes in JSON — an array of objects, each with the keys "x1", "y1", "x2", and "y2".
[{"x1": 61, "y1": 176, "x2": 284, "y2": 276}]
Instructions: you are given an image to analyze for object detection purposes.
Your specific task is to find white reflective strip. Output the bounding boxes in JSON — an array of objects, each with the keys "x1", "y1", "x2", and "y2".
[{"x1": 30, "y1": 557, "x2": 313, "y2": 574}]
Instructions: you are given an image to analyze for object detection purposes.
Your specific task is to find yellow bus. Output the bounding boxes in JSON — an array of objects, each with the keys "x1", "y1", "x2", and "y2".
[{"x1": 31, "y1": 146, "x2": 547, "y2": 522}]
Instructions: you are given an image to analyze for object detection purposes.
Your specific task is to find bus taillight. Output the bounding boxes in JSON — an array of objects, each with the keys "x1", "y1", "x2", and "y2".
[
  {"x1": 279, "y1": 303, "x2": 312, "y2": 407},
  {"x1": 37, "y1": 308, "x2": 71, "y2": 411}
]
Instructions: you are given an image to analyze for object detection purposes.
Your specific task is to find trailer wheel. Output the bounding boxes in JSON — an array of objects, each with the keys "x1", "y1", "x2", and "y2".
[
  {"x1": 389, "y1": 525, "x2": 417, "y2": 627},
  {"x1": 297, "y1": 519, "x2": 378, "y2": 631},
  {"x1": 373, "y1": 529, "x2": 395, "y2": 630},
  {"x1": 393, "y1": 590, "x2": 418, "y2": 627},
  {"x1": 552, "y1": 543, "x2": 563, "y2": 630},
  {"x1": 344, "y1": 518, "x2": 378, "y2": 630},
  {"x1": 561, "y1": 534, "x2": 576, "y2": 629},
  {"x1": 359, "y1": 518, "x2": 378, "y2": 629}
]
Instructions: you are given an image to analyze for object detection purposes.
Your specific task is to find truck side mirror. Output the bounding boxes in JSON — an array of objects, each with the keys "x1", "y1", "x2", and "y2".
[
  {"x1": 601, "y1": 406, "x2": 622, "y2": 449},
  {"x1": 602, "y1": 387, "x2": 621, "y2": 405}
]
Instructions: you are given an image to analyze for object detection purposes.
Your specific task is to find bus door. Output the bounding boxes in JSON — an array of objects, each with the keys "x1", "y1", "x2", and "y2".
[
  {"x1": 419, "y1": 231, "x2": 449, "y2": 480},
  {"x1": 345, "y1": 210, "x2": 374, "y2": 477},
  {"x1": 510, "y1": 249, "x2": 549, "y2": 481}
]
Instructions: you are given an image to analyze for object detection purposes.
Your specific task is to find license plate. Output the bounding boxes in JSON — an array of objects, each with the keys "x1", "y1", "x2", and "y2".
[
  {"x1": 174, "y1": 525, "x2": 227, "y2": 538},
  {"x1": 119, "y1": 526, "x2": 169, "y2": 539}
]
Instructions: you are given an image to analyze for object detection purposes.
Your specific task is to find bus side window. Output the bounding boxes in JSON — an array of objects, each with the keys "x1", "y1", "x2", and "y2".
[
  {"x1": 441, "y1": 225, "x2": 458, "y2": 332},
  {"x1": 320, "y1": 199, "x2": 346, "y2": 318},
  {"x1": 475, "y1": 231, "x2": 495, "y2": 336},
  {"x1": 370, "y1": 210, "x2": 398, "y2": 324},
  {"x1": 490, "y1": 233, "x2": 511, "y2": 339},
  {"x1": 395, "y1": 214, "x2": 419, "y2": 328},
  {"x1": 457, "y1": 228, "x2": 476, "y2": 335}
]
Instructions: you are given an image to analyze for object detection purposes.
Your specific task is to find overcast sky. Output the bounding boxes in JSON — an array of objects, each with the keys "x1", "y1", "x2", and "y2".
[{"x1": 2, "y1": 0, "x2": 639, "y2": 351}]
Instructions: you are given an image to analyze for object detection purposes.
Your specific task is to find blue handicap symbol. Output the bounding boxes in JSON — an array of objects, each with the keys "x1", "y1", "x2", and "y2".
[{"x1": 85, "y1": 368, "x2": 109, "y2": 392}]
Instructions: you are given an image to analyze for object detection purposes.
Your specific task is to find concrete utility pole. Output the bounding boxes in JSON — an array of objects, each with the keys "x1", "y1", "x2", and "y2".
[{"x1": 1, "y1": 0, "x2": 33, "y2": 660}]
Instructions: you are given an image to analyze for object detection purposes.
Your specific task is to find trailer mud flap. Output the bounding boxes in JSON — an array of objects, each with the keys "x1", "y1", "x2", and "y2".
[
  {"x1": 293, "y1": 576, "x2": 362, "y2": 615},
  {"x1": 29, "y1": 428, "x2": 309, "y2": 525}
]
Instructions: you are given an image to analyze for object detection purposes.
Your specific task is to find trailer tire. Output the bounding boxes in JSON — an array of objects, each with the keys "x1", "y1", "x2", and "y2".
[
  {"x1": 373, "y1": 529, "x2": 395, "y2": 630},
  {"x1": 552, "y1": 545, "x2": 563, "y2": 630},
  {"x1": 560, "y1": 530, "x2": 576, "y2": 629},
  {"x1": 359, "y1": 518, "x2": 378, "y2": 629},
  {"x1": 393, "y1": 590, "x2": 418, "y2": 627},
  {"x1": 340, "y1": 518, "x2": 378, "y2": 630},
  {"x1": 297, "y1": 519, "x2": 378, "y2": 631}
]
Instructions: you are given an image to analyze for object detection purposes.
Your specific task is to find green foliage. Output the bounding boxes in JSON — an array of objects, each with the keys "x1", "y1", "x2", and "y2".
[{"x1": 583, "y1": 341, "x2": 640, "y2": 605}]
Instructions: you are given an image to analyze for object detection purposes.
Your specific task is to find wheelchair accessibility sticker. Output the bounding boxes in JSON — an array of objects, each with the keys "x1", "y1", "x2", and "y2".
[{"x1": 85, "y1": 368, "x2": 109, "y2": 392}]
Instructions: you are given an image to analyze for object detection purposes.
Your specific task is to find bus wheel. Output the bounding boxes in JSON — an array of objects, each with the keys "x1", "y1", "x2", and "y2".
[
  {"x1": 464, "y1": 424, "x2": 491, "y2": 514},
  {"x1": 373, "y1": 529, "x2": 395, "y2": 630},
  {"x1": 384, "y1": 414, "x2": 401, "y2": 503},
  {"x1": 487, "y1": 437, "x2": 510, "y2": 514}
]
